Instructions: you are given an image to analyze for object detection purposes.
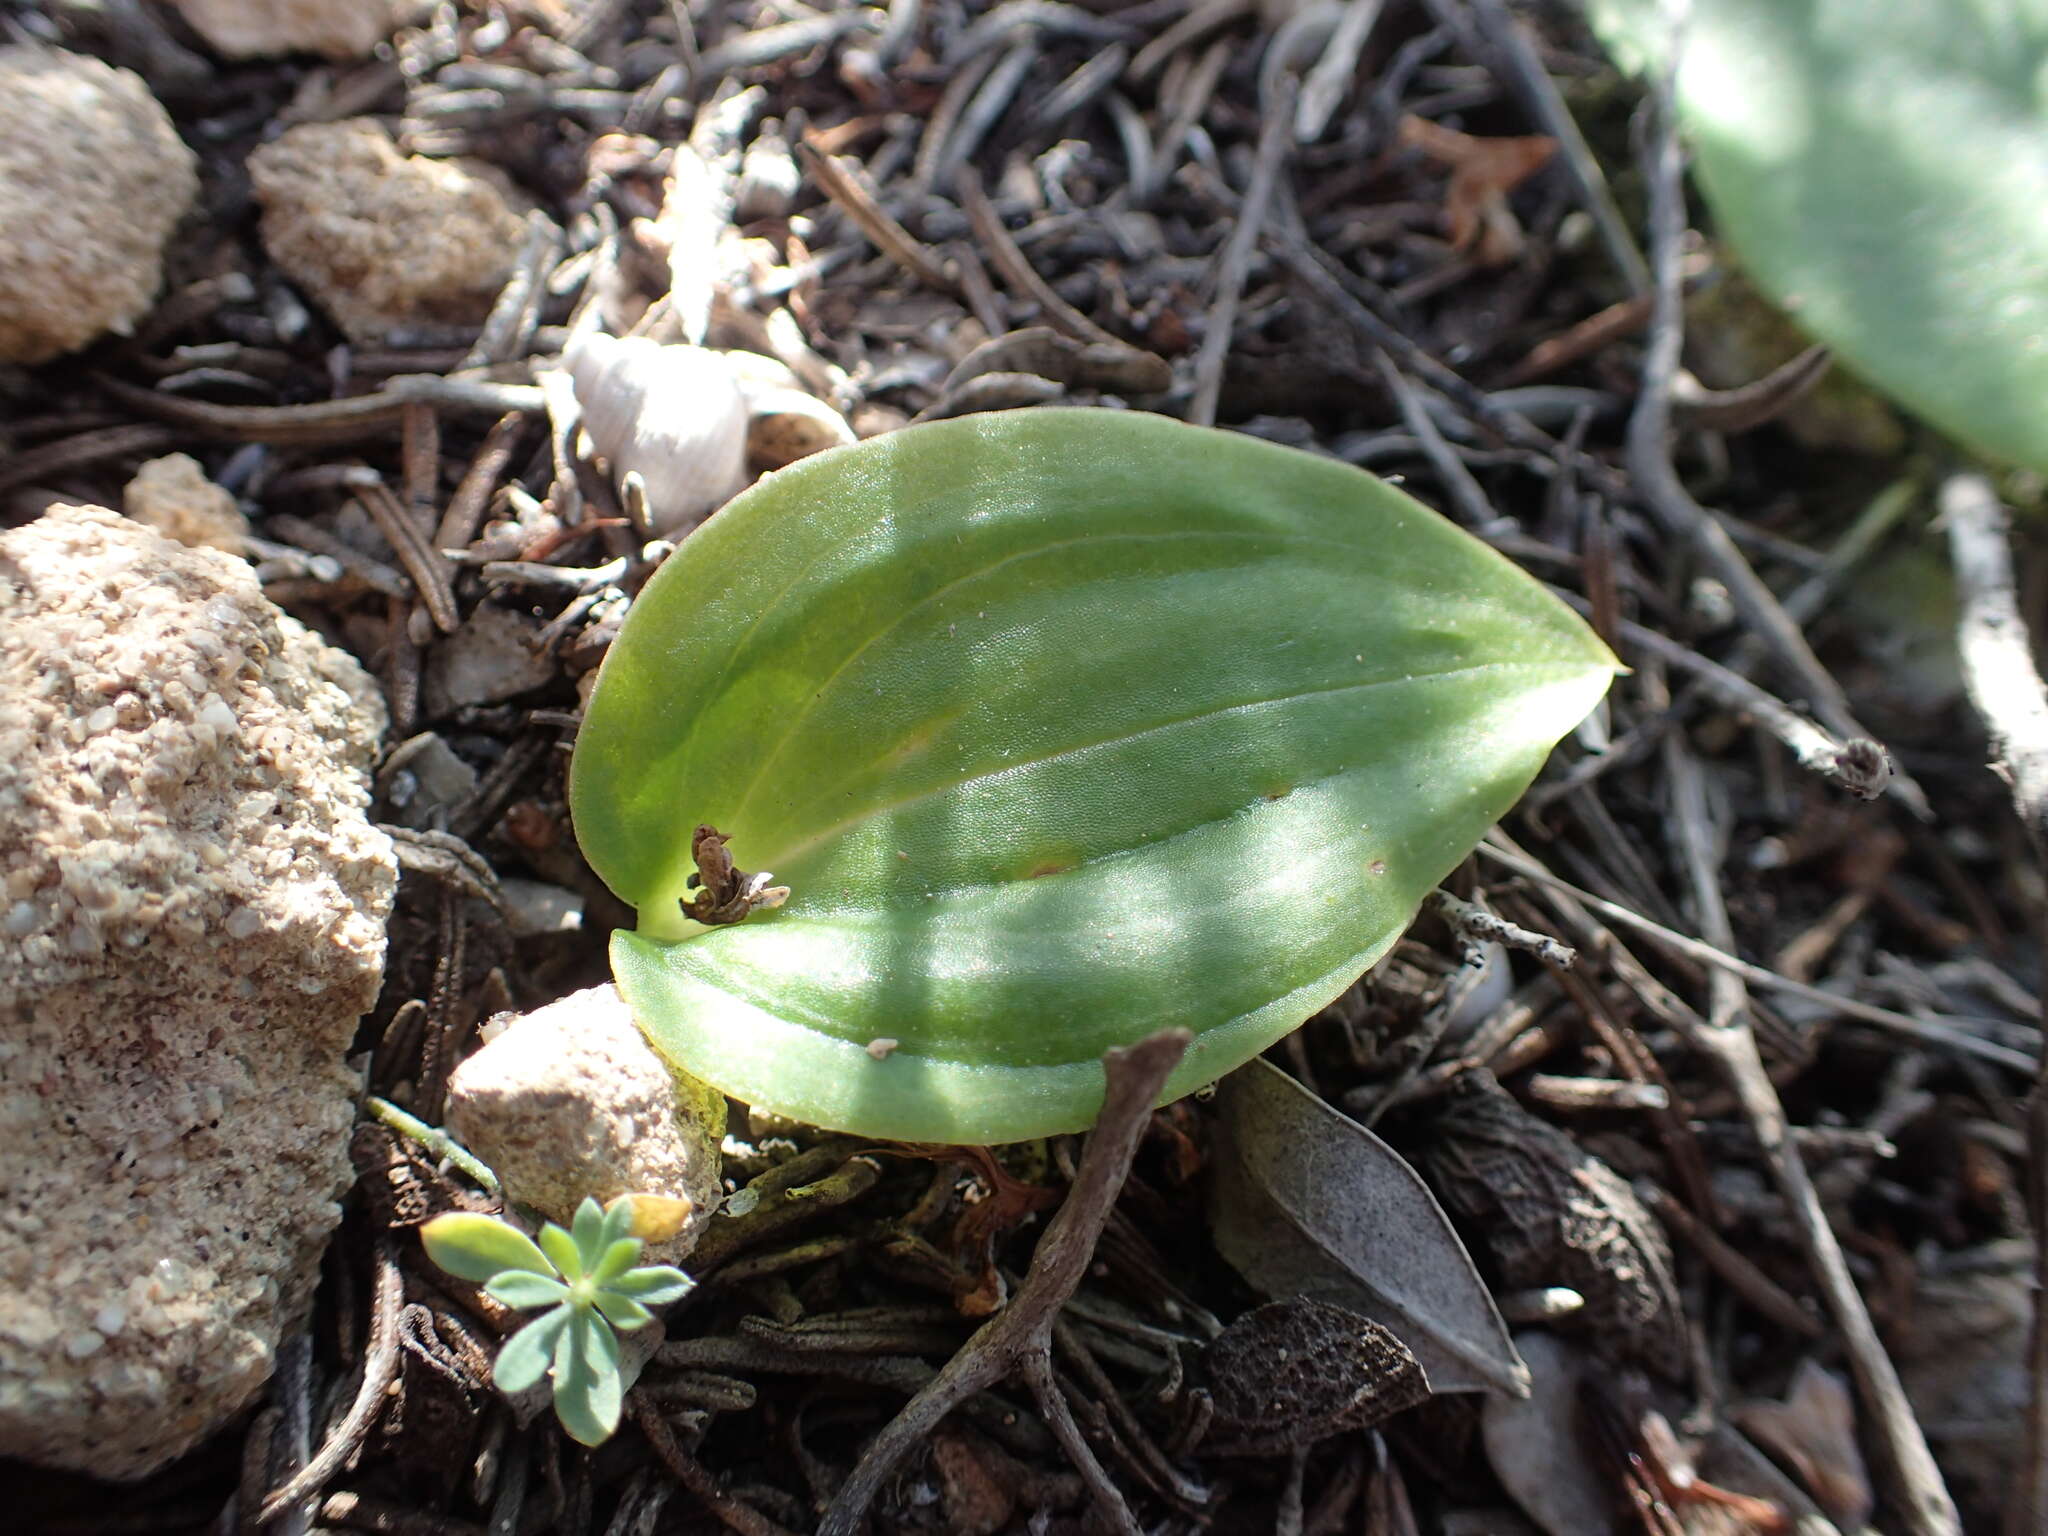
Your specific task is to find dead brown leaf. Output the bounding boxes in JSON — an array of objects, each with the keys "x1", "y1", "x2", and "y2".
[{"x1": 1398, "y1": 115, "x2": 1557, "y2": 266}]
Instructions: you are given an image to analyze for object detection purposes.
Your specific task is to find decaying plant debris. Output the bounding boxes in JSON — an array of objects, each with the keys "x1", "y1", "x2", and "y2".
[{"x1": 5, "y1": 1, "x2": 2045, "y2": 1533}]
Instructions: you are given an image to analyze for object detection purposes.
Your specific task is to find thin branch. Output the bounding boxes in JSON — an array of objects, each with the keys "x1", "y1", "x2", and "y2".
[
  {"x1": 817, "y1": 1030, "x2": 1192, "y2": 1536},
  {"x1": 259, "y1": 1241, "x2": 404, "y2": 1523},
  {"x1": 1623, "y1": 42, "x2": 1926, "y2": 819},
  {"x1": 636, "y1": 1403, "x2": 802, "y2": 1536},
  {"x1": 955, "y1": 164, "x2": 1125, "y2": 348},
  {"x1": 1476, "y1": 838, "x2": 2037, "y2": 1074},
  {"x1": 1613, "y1": 616, "x2": 1890, "y2": 798},
  {"x1": 1940, "y1": 470, "x2": 2048, "y2": 1536},
  {"x1": 796, "y1": 140, "x2": 955, "y2": 293},
  {"x1": 1661, "y1": 712, "x2": 1958, "y2": 1532},
  {"x1": 1944, "y1": 473, "x2": 2048, "y2": 841},
  {"x1": 1372, "y1": 354, "x2": 1494, "y2": 527},
  {"x1": 1190, "y1": 76, "x2": 1295, "y2": 426}
]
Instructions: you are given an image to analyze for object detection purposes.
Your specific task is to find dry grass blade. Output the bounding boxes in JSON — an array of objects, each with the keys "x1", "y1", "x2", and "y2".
[{"x1": 795, "y1": 139, "x2": 954, "y2": 292}]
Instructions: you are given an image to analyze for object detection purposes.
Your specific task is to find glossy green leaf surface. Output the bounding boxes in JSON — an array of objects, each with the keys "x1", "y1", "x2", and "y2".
[
  {"x1": 572, "y1": 409, "x2": 1616, "y2": 1142},
  {"x1": 1583, "y1": 0, "x2": 2048, "y2": 472}
]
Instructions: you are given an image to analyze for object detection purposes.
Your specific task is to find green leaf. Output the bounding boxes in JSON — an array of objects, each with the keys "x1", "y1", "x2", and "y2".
[
  {"x1": 610, "y1": 1265, "x2": 695, "y2": 1307},
  {"x1": 552, "y1": 1310, "x2": 625, "y2": 1446},
  {"x1": 588, "y1": 1236, "x2": 645, "y2": 1288},
  {"x1": 537, "y1": 1220, "x2": 582, "y2": 1283},
  {"x1": 495, "y1": 1307, "x2": 571, "y2": 1396},
  {"x1": 1581, "y1": 0, "x2": 2048, "y2": 472},
  {"x1": 421, "y1": 1213, "x2": 556, "y2": 1284},
  {"x1": 569, "y1": 1197, "x2": 607, "y2": 1267},
  {"x1": 592, "y1": 1290, "x2": 656, "y2": 1331},
  {"x1": 596, "y1": 1197, "x2": 639, "y2": 1257},
  {"x1": 486, "y1": 1271, "x2": 571, "y2": 1311},
  {"x1": 572, "y1": 409, "x2": 1617, "y2": 1142}
]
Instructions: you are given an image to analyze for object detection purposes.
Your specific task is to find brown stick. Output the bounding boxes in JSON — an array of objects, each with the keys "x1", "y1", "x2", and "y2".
[{"x1": 816, "y1": 1029, "x2": 1192, "y2": 1536}]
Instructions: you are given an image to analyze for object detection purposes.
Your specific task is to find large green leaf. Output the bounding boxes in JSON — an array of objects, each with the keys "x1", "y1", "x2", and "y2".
[
  {"x1": 571, "y1": 409, "x2": 1615, "y2": 1143},
  {"x1": 1582, "y1": 0, "x2": 2048, "y2": 472}
]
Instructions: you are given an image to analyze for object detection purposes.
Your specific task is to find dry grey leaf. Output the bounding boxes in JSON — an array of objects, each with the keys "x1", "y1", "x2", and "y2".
[
  {"x1": 1201, "y1": 1297, "x2": 1429, "y2": 1455},
  {"x1": 1210, "y1": 1057, "x2": 1529, "y2": 1399},
  {"x1": 1732, "y1": 1359, "x2": 1872, "y2": 1528},
  {"x1": 1485, "y1": 1332, "x2": 1833, "y2": 1536},
  {"x1": 1415, "y1": 1068, "x2": 1687, "y2": 1380},
  {"x1": 1480, "y1": 1330, "x2": 1620, "y2": 1536}
]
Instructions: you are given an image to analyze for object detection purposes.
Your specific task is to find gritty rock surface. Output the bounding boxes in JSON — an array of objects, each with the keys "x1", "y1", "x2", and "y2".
[
  {"x1": 170, "y1": 0, "x2": 397, "y2": 60},
  {"x1": 447, "y1": 985, "x2": 725, "y2": 1267},
  {"x1": 124, "y1": 453, "x2": 249, "y2": 553},
  {"x1": 0, "y1": 46, "x2": 198, "y2": 364},
  {"x1": 0, "y1": 505, "x2": 395, "y2": 1479},
  {"x1": 248, "y1": 120, "x2": 528, "y2": 344}
]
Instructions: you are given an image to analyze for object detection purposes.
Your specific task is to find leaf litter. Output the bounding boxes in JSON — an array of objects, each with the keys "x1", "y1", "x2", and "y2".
[{"x1": 5, "y1": 0, "x2": 2042, "y2": 1533}]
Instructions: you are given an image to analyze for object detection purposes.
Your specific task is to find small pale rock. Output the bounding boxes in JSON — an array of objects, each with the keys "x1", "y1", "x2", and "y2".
[
  {"x1": 0, "y1": 47, "x2": 198, "y2": 364},
  {"x1": 124, "y1": 454, "x2": 248, "y2": 553},
  {"x1": 445, "y1": 985, "x2": 725, "y2": 1267},
  {"x1": 497, "y1": 877, "x2": 583, "y2": 938},
  {"x1": 170, "y1": 0, "x2": 397, "y2": 60},
  {"x1": 248, "y1": 120, "x2": 528, "y2": 344},
  {"x1": 421, "y1": 604, "x2": 555, "y2": 718},
  {"x1": 0, "y1": 506, "x2": 395, "y2": 1479}
]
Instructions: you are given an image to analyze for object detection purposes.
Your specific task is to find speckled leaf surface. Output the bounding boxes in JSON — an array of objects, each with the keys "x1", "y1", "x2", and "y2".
[
  {"x1": 572, "y1": 409, "x2": 1616, "y2": 1142},
  {"x1": 1583, "y1": 0, "x2": 2048, "y2": 472}
]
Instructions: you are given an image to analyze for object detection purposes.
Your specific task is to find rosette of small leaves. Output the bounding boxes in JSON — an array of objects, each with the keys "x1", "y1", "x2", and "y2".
[{"x1": 421, "y1": 1196, "x2": 693, "y2": 1445}]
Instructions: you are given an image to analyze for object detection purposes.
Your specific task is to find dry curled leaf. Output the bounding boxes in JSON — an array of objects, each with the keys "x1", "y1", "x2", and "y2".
[
  {"x1": 1733, "y1": 1359, "x2": 1873, "y2": 1528},
  {"x1": 681, "y1": 825, "x2": 789, "y2": 926},
  {"x1": 1398, "y1": 114, "x2": 1557, "y2": 266},
  {"x1": 1210, "y1": 1058, "x2": 1528, "y2": 1398},
  {"x1": 1202, "y1": 1297, "x2": 1430, "y2": 1455},
  {"x1": 1415, "y1": 1069, "x2": 1687, "y2": 1380}
]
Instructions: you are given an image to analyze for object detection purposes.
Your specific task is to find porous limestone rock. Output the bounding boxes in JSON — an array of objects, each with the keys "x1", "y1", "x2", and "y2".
[
  {"x1": 0, "y1": 46, "x2": 198, "y2": 364},
  {"x1": 124, "y1": 453, "x2": 249, "y2": 553},
  {"x1": 0, "y1": 505, "x2": 396, "y2": 1479},
  {"x1": 447, "y1": 986, "x2": 726, "y2": 1268},
  {"x1": 248, "y1": 120, "x2": 528, "y2": 344},
  {"x1": 170, "y1": 0, "x2": 397, "y2": 60}
]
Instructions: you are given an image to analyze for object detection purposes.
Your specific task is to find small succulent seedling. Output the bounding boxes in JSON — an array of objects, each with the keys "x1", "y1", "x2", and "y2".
[
  {"x1": 421, "y1": 1197, "x2": 693, "y2": 1445},
  {"x1": 571, "y1": 408, "x2": 1619, "y2": 1143}
]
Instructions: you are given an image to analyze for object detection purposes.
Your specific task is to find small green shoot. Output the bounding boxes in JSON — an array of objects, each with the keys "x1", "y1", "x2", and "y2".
[{"x1": 420, "y1": 1197, "x2": 693, "y2": 1446}]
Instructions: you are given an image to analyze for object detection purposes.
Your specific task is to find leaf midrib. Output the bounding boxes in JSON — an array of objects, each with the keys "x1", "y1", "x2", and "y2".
[
  {"x1": 725, "y1": 525, "x2": 1380, "y2": 833},
  {"x1": 758, "y1": 658, "x2": 1586, "y2": 876}
]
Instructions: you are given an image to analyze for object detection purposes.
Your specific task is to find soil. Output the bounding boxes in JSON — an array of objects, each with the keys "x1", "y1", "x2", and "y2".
[{"x1": 5, "y1": 3, "x2": 2041, "y2": 1534}]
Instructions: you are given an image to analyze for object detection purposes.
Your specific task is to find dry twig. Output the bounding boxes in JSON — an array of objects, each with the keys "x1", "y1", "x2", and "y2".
[
  {"x1": 1940, "y1": 471, "x2": 2048, "y2": 1536},
  {"x1": 1624, "y1": 63, "x2": 1924, "y2": 819},
  {"x1": 816, "y1": 1030, "x2": 1192, "y2": 1536},
  {"x1": 258, "y1": 1241, "x2": 404, "y2": 1523}
]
